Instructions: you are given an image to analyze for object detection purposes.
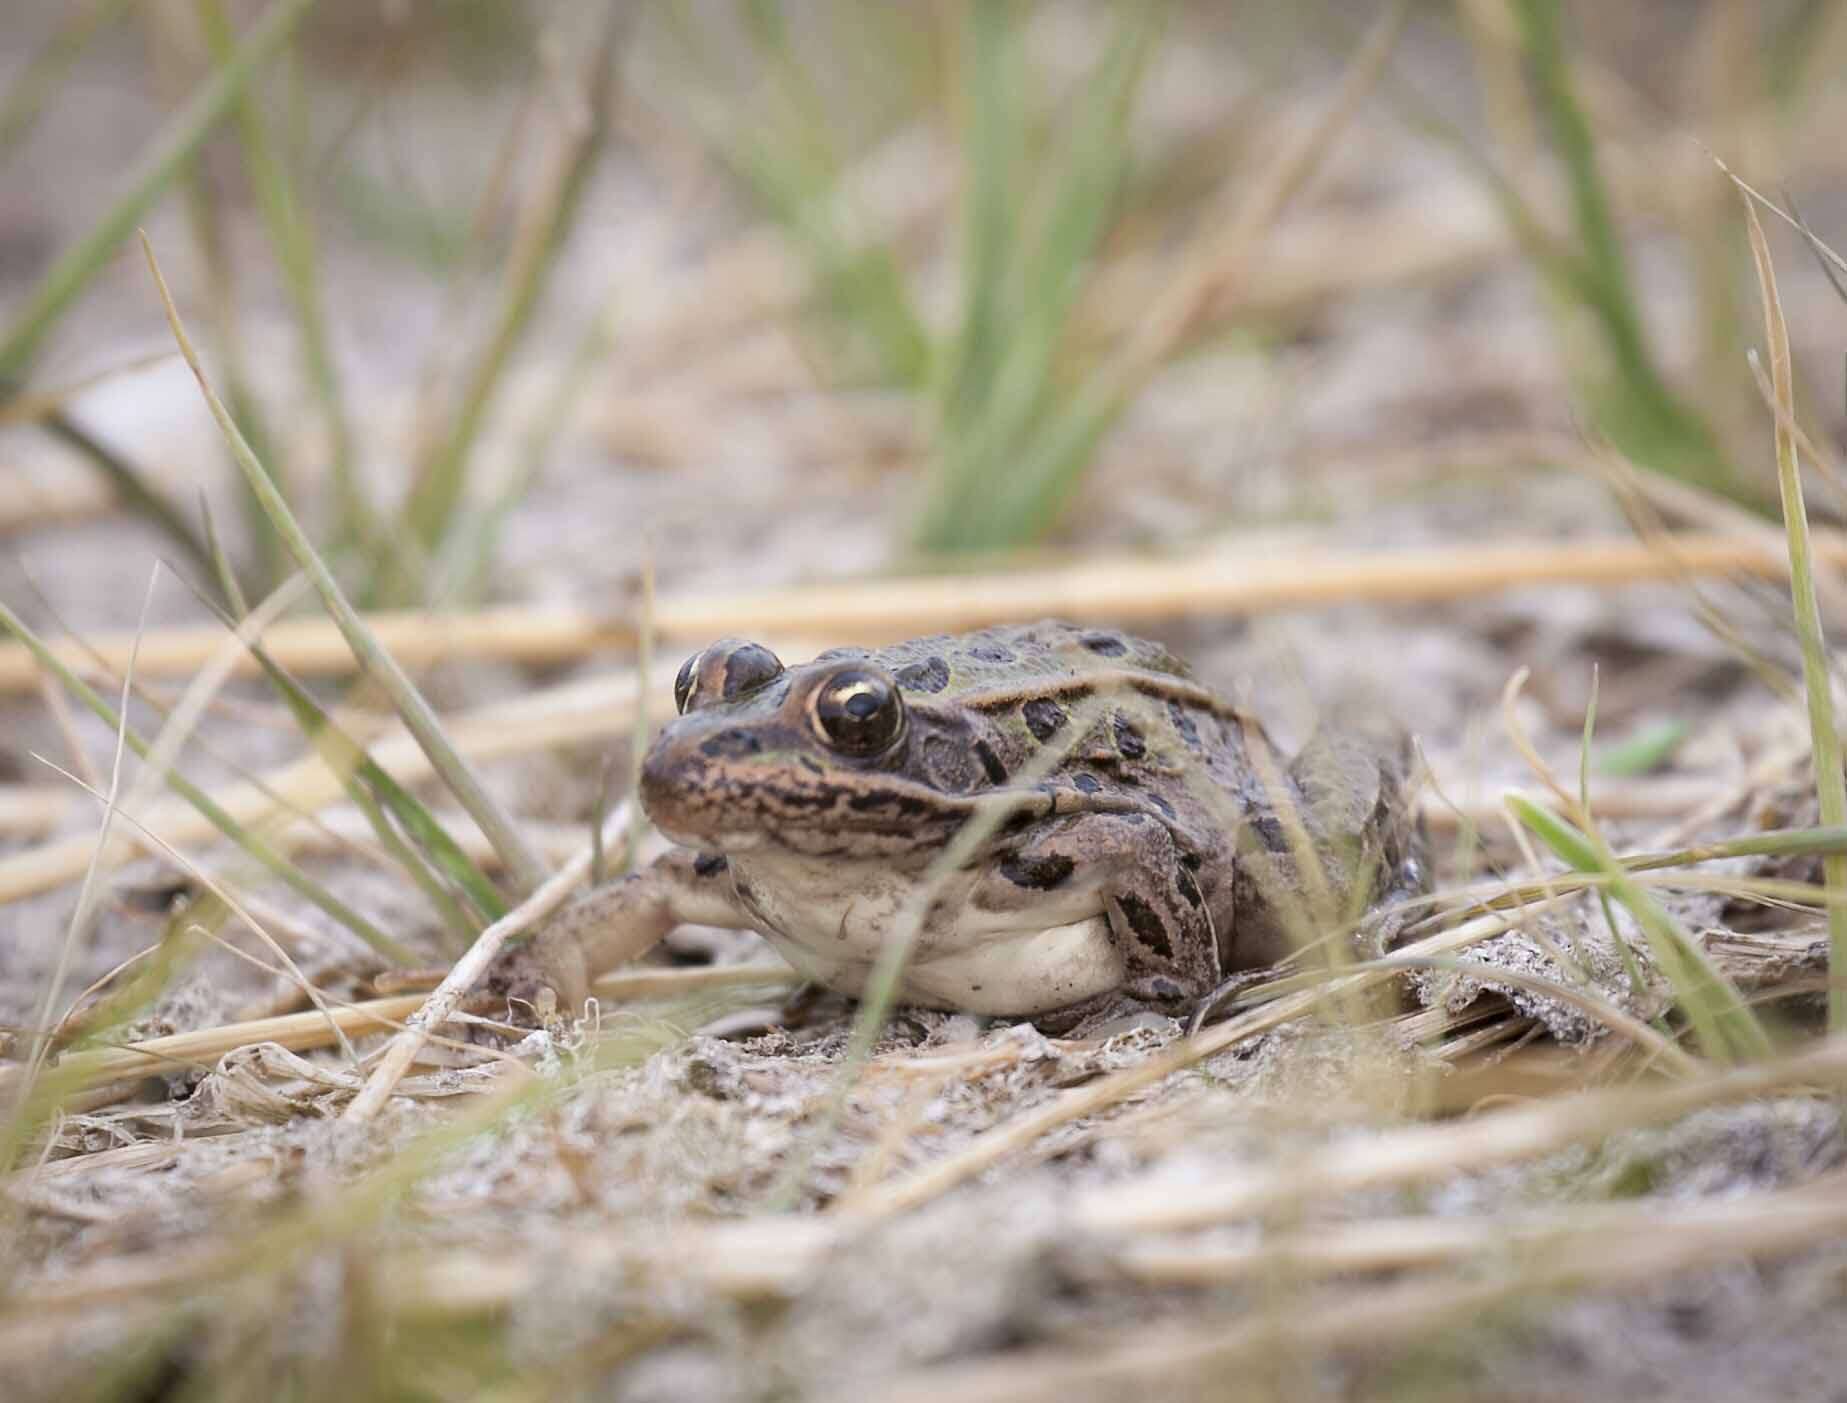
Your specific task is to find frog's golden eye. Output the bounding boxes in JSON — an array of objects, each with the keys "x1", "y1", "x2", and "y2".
[
  {"x1": 811, "y1": 668, "x2": 905, "y2": 755},
  {"x1": 673, "y1": 653, "x2": 700, "y2": 714}
]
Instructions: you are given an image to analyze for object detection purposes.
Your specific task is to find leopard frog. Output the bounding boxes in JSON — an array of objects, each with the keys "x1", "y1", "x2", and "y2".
[{"x1": 495, "y1": 621, "x2": 1425, "y2": 1031}]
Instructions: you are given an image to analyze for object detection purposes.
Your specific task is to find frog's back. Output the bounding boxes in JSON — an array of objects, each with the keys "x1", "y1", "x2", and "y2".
[{"x1": 843, "y1": 620, "x2": 1195, "y2": 701}]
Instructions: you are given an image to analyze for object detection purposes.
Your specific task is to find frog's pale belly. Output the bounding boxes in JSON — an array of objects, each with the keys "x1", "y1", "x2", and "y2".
[{"x1": 729, "y1": 852, "x2": 1125, "y2": 1014}]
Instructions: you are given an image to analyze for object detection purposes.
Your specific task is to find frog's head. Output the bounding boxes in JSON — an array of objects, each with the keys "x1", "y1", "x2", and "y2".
[{"x1": 640, "y1": 638, "x2": 972, "y2": 856}]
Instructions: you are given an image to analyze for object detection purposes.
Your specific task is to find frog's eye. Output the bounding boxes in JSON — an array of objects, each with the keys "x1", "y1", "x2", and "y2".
[
  {"x1": 673, "y1": 653, "x2": 700, "y2": 714},
  {"x1": 676, "y1": 641, "x2": 784, "y2": 714},
  {"x1": 811, "y1": 668, "x2": 905, "y2": 755},
  {"x1": 717, "y1": 642, "x2": 784, "y2": 701}
]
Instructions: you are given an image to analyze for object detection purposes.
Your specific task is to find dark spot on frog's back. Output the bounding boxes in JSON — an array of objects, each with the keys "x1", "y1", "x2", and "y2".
[
  {"x1": 973, "y1": 739, "x2": 1008, "y2": 785},
  {"x1": 895, "y1": 655, "x2": 951, "y2": 694},
  {"x1": 693, "y1": 853, "x2": 728, "y2": 878},
  {"x1": 1081, "y1": 632, "x2": 1127, "y2": 657},
  {"x1": 700, "y1": 729, "x2": 762, "y2": 759},
  {"x1": 1114, "y1": 893, "x2": 1172, "y2": 958},
  {"x1": 1251, "y1": 813, "x2": 1289, "y2": 852},
  {"x1": 1113, "y1": 714, "x2": 1146, "y2": 760},
  {"x1": 1072, "y1": 773, "x2": 1103, "y2": 795},
  {"x1": 969, "y1": 642, "x2": 1014, "y2": 664},
  {"x1": 1167, "y1": 699, "x2": 1201, "y2": 750},
  {"x1": 1000, "y1": 851, "x2": 1075, "y2": 890},
  {"x1": 1021, "y1": 697, "x2": 1066, "y2": 741}
]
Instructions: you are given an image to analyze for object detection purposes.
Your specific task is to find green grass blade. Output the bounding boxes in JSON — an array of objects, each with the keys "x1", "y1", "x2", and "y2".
[
  {"x1": 1509, "y1": 794, "x2": 1773, "y2": 1062},
  {"x1": 0, "y1": 600, "x2": 416, "y2": 965},
  {"x1": 1596, "y1": 719, "x2": 1690, "y2": 777},
  {"x1": 195, "y1": 0, "x2": 370, "y2": 552},
  {"x1": 141, "y1": 234, "x2": 553, "y2": 900},
  {"x1": 179, "y1": 533, "x2": 497, "y2": 944},
  {"x1": 1508, "y1": 0, "x2": 1733, "y2": 498},
  {"x1": 394, "y1": 11, "x2": 622, "y2": 569},
  {"x1": 1743, "y1": 196, "x2": 1847, "y2": 1034},
  {"x1": 178, "y1": 141, "x2": 286, "y2": 591},
  {"x1": 0, "y1": 0, "x2": 317, "y2": 384},
  {"x1": 242, "y1": 642, "x2": 502, "y2": 943},
  {"x1": 939, "y1": 0, "x2": 1023, "y2": 430},
  {"x1": 916, "y1": 4, "x2": 1156, "y2": 553}
]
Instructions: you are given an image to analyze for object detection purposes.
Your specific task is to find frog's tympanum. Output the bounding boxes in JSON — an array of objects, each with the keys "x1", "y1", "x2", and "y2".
[{"x1": 492, "y1": 622, "x2": 1426, "y2": 1032}]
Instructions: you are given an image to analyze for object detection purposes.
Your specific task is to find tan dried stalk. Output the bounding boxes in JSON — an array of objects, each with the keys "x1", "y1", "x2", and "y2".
[{"x1": 9, "y1": 534, "x2": 1847, "y2": 692}]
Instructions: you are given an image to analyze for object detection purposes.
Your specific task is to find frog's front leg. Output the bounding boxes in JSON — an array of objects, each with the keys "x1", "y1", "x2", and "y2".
[
  {"x1": 484, "y1": 849, "x2": 753, "y2": 1022},
  {"x1": 968, "y1": 812, "x2": 1221, "y2": 1026}
]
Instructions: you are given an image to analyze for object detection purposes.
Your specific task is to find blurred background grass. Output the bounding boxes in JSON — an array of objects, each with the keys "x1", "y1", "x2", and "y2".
[{"x1": 4, "y1": 0, "x2": 1845, "y2": 604}]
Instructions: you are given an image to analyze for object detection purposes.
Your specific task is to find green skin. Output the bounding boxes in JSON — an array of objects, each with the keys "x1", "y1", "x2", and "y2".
[{"x1": 489, "y1": 621, "x2": 1427, "y2": 1031}]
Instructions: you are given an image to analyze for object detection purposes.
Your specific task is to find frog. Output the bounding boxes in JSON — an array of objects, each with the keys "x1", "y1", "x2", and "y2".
[{"x1": 488, "y1": 621, "x2": 1426, "y2": 1033}]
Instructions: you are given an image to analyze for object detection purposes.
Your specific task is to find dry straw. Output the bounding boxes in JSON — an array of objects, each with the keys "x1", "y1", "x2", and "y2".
[{"x1": 8, "y1": 533, "x2": 1847, "y2": 692}]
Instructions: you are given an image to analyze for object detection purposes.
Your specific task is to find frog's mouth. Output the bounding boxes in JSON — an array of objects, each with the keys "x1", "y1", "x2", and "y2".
[
  {"x1": 643, "y1": 790, "x2": 963, "y2": 859},
  {"x1": 639, "y1": 742, "x2": 972, "y2": 858}
]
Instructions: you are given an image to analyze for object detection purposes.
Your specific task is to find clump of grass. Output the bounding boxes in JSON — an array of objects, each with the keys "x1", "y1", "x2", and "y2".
[
  {"x1": 142, "y1": 232, "x2": 552, "y2": 899},
  {"x1": 0, "y1": 594, "x2": 413, "y2": 967},
  {"x1": 1503, "y1": 668, "x2": 1771, "y2": 1062},
  {"x1": 193, "y1": 0, "x2": 369, "y2": 564},
  {"x1": 1438, "y1": 0, "x2": 1744, "y2": 504},
  {"x1": 384, "y1": 8, "x2": 625, "y2": 603},
  {"x1": 662, "y1": 2, "x2": 1406, "y2": 555},
  {"x1": 0, "y1": 0, "x2": 315, "y2": 386}
]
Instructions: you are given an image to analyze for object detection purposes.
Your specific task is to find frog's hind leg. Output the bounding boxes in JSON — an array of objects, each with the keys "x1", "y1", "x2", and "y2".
[{"x1": 1234, "y1": 711, "x2": 1428, "y2": 971}]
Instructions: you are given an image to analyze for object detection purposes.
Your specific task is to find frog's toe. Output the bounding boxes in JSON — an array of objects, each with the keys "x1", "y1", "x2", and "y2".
[
  {"x1": 1033, "y1": 991, "x2": 1183, "y2": 1040},
  {"x1": 1187, "y1": 968, "x2": 1276, "y2": 1035},
  {"x1": 479, "y1": 939, "x2": 586, "y2": 1032}
]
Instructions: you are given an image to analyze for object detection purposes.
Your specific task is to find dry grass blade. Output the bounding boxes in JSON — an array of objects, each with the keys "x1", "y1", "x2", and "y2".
[
  {"x1": 875, "y1": 1171, "x2": 1847, "y2": 1403},
  {"x1": 0, "y1": 961, "x2": 786, "y2": 1103},
  {"x1": 0, "y1": 597, "x2": 413, "y2": 962},
  {"x1": 139, "y1": 232, "x2": 553, "y2": 900},
  {"x1": 1509, "y1": 797, "x2": 1770, "y2": 1061},
  {"x1": 16, "y1": 572, "x2": 151, "y2": 1116},
  {"x1": 14, "y1": 533, "x2": 1847, "y2": 692},
  {"x1": 1741, "y1": 192, "x2": 1847, "y2": 1033},
  {"x1": 0, "y1": 668, "x2": 648, "y2": 905},
  {"x1": 1076, "y1": 1032, "x2": 1847, "y2": 1236},
  {"x1": 36, "y1": 759, "x2": 360, "y2": 1068}
]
